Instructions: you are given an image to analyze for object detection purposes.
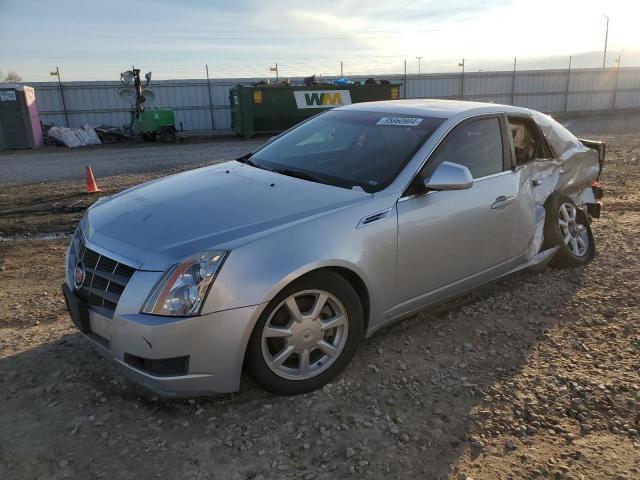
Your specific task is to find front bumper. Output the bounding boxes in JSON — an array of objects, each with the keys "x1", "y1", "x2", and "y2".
[{"x1": 62, "y1": 282, "x2": 265, "y2": 397}]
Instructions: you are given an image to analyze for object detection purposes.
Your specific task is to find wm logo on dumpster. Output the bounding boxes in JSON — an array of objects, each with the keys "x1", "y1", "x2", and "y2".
[
  {"x1": 304, "y1": 92, "x2": 342, "y2": 106},
  {"x1": 294, "y1": 90, "x2": 352, "y2": 109}
]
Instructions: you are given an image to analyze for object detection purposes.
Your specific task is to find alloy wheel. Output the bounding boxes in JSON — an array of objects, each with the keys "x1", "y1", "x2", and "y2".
[
  {"x1": 558, "y1": 202, "x2": 589, "y2": 257},
  {"x1": 261, "y1": 289, "x2": 349, "y2": 381}
]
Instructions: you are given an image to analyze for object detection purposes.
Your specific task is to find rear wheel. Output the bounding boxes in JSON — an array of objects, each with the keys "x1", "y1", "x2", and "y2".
[
  {"x1": 543, "y1": 194, "x2": 595, "y2": 268},
  {"x1": 247, "y1": 271, "x2": 363, "y2": 395}
]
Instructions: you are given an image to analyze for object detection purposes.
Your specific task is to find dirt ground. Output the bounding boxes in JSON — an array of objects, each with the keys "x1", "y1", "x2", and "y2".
[
  {"x1": 0, "y1": 114, "x2": 639, "y2": 479},
  {"x1": 0, "y1": 166, "x2": 209, "y2": 240}
]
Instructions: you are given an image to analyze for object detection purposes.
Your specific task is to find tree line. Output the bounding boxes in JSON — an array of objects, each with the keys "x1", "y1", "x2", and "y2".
[{"x1": 0, "y1": 70, "x2": 23, "y2": 83}]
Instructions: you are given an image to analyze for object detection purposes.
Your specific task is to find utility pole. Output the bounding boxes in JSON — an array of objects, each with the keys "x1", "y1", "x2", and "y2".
[
  {"x1": 459, "y1": 58, "x2": 465, "y2": 100},
  {"x1": 50, "y1": 66, "x2": 69, "y2": 127},
  {"x1": 340, "y1": 61, "x2": 343, "y2": 77},
  {"x1": 416, "y1": 56, "x2": 423, "y2": 75},
  {"x1": 270, "y1": 63, "x2": 279, "y2": 81},
  {"x1": 603, "y1": 14, "x2": 609, "y2": 69}
]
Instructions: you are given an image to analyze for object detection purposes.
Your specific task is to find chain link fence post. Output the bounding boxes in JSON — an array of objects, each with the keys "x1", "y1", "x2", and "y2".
[
  {"x1": 565, "y1": 56, "x2": 572, "y2": 111},
  {"x1": 511, "y1": 57, "x2": 517, "y2": 105},
  {"x1": 404, "y1": 59, "x2": 407, "y2": 99},
  {"x1": 205, "y1": 64, "x2": 215, "y2": 131}
]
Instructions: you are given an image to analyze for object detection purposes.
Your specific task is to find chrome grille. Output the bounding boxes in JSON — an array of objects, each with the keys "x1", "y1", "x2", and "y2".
[{"x1": 75, "y1": 235, "x2": 136, "y2": 318}]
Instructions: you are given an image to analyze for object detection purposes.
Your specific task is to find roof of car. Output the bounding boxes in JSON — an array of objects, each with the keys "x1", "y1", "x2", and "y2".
[{"x1": 340, "y1": 98, "x2": 531, "y2": 118}]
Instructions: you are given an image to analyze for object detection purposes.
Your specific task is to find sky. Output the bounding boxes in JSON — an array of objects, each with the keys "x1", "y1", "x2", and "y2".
[{"x1": 1, "y1": 0, "x2": 639, "y2": 82}]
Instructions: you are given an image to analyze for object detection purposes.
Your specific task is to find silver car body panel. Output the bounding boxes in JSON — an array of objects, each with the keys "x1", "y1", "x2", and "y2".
[
  {"x1": 83, "y1": 163, "x2": 371, "y2": 271},
  {"x1": 66, "y1": 99, "x2": 601, "y2": 395},
  {"x1": 394, "y1": 170, "x2": 521, "y2": 318}
]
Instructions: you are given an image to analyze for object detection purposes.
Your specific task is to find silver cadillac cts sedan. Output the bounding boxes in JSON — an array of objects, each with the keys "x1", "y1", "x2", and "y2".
[{"x1": 63, "y1": 99, "x2": 605, "y2": 396}]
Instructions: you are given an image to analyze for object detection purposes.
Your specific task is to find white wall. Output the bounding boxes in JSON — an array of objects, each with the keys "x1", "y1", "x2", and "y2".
[{"x1": 30, "y1": 67, "x2": 640, "y2": 131}]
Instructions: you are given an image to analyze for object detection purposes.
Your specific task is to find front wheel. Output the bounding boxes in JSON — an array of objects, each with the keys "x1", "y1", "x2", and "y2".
[
  {"x1": 543, "y1": 194, "x2": 595, "y2": 268},
  {"x1": 246, "y1": 271, "x2": 363, "y2": 395}
]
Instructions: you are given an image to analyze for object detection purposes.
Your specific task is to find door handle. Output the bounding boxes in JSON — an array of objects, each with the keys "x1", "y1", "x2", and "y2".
[
  {"x1": 532, "y1": 179, "x2": 542, "y2": 187},
  {"x1": 491, "y1": 195, "x2": 515, "y2": 209}
]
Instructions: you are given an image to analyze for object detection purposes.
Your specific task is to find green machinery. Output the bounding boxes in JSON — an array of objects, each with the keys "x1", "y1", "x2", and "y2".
[
  {"x1": 119, "y1": 67, "x2": 177, "y2": 142},
  {"x1": 133, "y1": 107, "x2": 176, "y2": 143}
]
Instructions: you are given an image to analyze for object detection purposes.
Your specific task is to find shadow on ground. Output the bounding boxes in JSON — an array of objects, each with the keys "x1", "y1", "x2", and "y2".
[{"x1": 0, "y1": 266, "x2": 584, "y2": 480}]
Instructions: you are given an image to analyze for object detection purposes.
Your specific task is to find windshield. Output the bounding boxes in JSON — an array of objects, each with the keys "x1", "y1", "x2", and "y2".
[{"x1": 249, "y1": 110, "x2": 444, "y2": 193}]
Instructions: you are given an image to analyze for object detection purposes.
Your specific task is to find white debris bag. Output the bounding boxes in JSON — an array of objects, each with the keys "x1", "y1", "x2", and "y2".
[{"x1": 48, "y1": 125, "x2": 102, "y2": 147}]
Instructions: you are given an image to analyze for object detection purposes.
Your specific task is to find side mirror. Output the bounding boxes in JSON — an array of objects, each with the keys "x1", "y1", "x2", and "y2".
[{"x1": 423, "y1": 161, "x2": 473, "y2": 191}]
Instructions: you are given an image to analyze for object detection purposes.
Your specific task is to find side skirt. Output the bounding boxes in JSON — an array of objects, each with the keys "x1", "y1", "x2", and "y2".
[{"x1": 366, "y1": 246, "x2": 560, "y2": 337}]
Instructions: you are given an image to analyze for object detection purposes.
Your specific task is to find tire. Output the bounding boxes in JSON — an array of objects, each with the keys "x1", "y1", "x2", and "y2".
[
  {"x1": 160, "y1": 126, "x2": 176, "y2": 143},
  {"x1": 542, "y1": 194, "x2": 595, "y2": 268},
  {"x1": 246, "y1": 271, "x2": 364, "y2": 395}
]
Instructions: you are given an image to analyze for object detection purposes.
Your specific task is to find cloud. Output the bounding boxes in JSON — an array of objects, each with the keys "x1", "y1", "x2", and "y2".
[
  {"x1": 3, "y1": 0, "x2": 639, "y2": 81},
  {"x1": 350, "y1": 0, "x2": 512, "y2": 23}
]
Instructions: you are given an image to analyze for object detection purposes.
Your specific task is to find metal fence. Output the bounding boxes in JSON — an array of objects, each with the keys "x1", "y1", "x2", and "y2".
[{"x1": 30, "y1": 66, "x2": 640, "y2": 132}]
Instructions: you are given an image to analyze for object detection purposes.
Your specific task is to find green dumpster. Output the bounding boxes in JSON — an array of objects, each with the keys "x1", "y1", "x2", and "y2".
[{"x1": 229, "y1": 83, "x2": 401, "y2": 138}]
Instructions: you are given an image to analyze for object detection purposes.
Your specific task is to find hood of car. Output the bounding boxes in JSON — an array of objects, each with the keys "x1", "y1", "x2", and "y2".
[{"x1": 83, "y1": 162, "x2": 370, "y2": 270}]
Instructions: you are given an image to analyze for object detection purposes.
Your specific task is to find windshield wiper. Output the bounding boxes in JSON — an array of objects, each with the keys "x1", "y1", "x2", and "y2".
[
  {"x1": 272, "y1": 168, "x2": 328, "y2": 185},
  {"x1": 237, "y1": 156, "x2": 328, "y2": 185},
  {"x1": 235, "y1": 152, "x2": 268, "y2": 170}
]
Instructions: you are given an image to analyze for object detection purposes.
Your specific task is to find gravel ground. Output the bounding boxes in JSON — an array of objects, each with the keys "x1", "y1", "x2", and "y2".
[
  {"x1": 0, "y1": 136, "x2": 264, "y2": 186},
  {"x1": 0, "y1": 113, "x2": 639, "y2": 479}
]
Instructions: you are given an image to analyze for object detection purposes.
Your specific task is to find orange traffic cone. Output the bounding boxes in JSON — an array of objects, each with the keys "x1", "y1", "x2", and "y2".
[{"x1": 85, "y1": 165, "x2": 101, "y2": 193}]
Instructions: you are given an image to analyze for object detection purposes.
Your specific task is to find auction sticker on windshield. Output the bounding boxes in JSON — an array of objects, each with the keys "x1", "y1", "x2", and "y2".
[{"x1": 376, "y1": 116, "x2": 423, "y2": 126}]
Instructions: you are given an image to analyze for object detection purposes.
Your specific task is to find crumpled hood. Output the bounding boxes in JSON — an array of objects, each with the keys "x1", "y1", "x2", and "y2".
[{"x1": 84, "y1": 162, "x2": 369, "y2": 270}]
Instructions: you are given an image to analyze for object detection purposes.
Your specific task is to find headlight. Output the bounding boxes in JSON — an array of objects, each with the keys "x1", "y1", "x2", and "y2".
[{"x1": 141, "y1": 250, "x2": 228, "y2": 317}]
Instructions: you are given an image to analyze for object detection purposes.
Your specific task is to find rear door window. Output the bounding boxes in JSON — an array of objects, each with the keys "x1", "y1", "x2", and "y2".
[{"x1": 508, "y1": 115, "x2": 553, "y2": 165}]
